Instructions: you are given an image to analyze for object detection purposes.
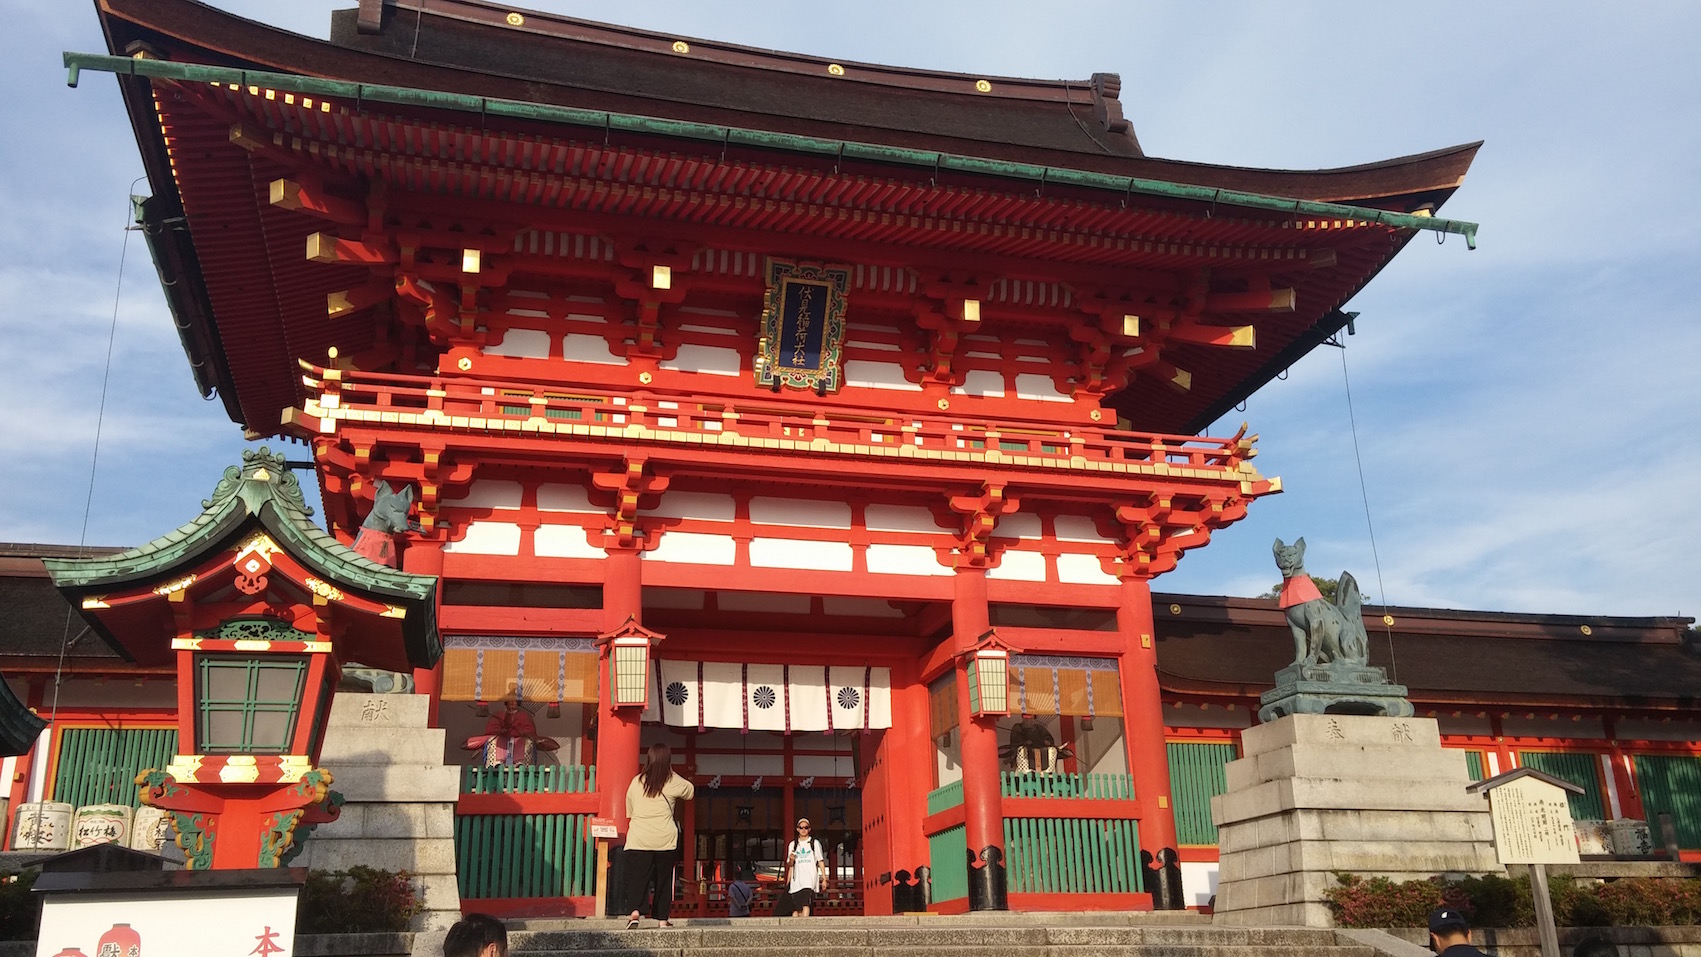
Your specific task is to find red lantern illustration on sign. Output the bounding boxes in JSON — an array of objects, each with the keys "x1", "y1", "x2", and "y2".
[
  {"x1": 50, "y1": 949, "x2": 89, "y2": 957},
  {"x1": 97, "y1": 923, "x2": 140, "y2": 957}
]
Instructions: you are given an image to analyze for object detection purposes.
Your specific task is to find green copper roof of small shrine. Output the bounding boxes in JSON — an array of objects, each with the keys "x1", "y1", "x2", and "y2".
[{"x1": 43, "y1": 447, "x2": 435, "y2": 604}]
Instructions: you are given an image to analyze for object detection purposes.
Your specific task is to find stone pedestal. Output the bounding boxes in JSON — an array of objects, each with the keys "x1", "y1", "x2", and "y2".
[
  {"x1": 299, "y1": 692, "x2": 462, "y2": 932},
  {"x1": 1210, "y1": 713, "x2": 1501, "y2": 927}
]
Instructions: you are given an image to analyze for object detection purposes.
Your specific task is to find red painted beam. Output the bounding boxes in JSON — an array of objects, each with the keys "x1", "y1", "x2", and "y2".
[{"x1": 454, "y1": 792, "x2": 600, "y2": 816}]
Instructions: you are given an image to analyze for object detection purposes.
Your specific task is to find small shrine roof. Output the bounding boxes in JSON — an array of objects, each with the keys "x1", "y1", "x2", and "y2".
[{"x1": 43, "y1": 448, "x2": 439, "y2": 670}]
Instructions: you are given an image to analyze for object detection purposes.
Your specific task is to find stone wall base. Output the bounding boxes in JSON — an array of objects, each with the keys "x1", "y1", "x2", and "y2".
[{"x1": 1210, "y1": 713, "x2": 1502, "y2": 927}]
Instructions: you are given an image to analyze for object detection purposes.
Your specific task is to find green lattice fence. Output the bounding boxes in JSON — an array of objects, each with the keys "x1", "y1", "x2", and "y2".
[
  {"x1": 1000, "y1": 772, "x2": 1134, "y2": 799},
  {"x1": 1003, "y1": 817, "x2": 1143, "y2": 894},
  {"x1": 927, "y1": 823, "x2": 968, "y2": 902},
  {"x1": 1167, "y1": 741, "x2": 1236, "y2": 845},
  {"x1": 1518, "y1": 751, "x2": 1606, "y2": 820},
  {"x1": 454, "y1": 812, "x2": 597, "y2": 899},
  {"x1": 1633, "y1": 754, "x2": 1701, "y2": 848},
  {"x1": 461, "y1": 763, "x2": 596, "y2": 794},
  {"x1": 52, "y1": 727, "x2": 178, "y2": 809}
]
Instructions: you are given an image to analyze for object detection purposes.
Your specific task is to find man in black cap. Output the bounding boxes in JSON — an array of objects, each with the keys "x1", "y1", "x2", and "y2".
[{"x1": 1428, "y1": 907, "x2": 1487, "y2": 957}]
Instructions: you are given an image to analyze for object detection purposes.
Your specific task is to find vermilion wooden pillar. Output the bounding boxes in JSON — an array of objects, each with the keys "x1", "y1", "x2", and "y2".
[
  {"x1": 1116, "y1": 577, "x2": 1179, "y2": 858},
  {"x1": 403, "y1": 538, "x2": 445, "y2": 726},
  {"x1": 598, "y1": 546, "x2": 644, "y2": 832},
  {"x1": 951, "y1": 566, "x2": 1007, "y2": 909}
]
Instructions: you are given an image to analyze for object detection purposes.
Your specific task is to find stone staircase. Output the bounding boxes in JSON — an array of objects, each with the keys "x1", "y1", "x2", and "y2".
[{"x1": 487, "y1": 914, "x2": 1390, "y2": 957}]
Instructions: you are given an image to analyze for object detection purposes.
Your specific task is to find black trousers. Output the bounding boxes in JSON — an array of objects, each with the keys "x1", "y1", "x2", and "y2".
[{"x1": 619, "y1": 848, "x2": 679, "y2": 921}]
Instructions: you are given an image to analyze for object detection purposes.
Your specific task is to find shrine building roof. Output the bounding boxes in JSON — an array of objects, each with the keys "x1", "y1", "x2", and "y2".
[
  {"x1": 42, "y1": 448, "x2": 440, "y2": 672},
  {"x1": 84, "y1": 0, "x2": 1480, "y2": 437}
]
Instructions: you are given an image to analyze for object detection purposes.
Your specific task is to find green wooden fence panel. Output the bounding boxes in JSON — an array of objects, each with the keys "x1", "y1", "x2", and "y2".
[
  {"x1": 1001, "y1": 817, "x2": 1142, "y2": 895},
  {"x1": 1166, "y1": 741, "x2": 1236, "y2": 845},
  {"x1": 461, "y1": 763, "x2": 597, "y2": 795},
  {"x1": 1463, "y1": 750, "x2": 1486, "y2": 782},
  {"x1": 453, "y1": 812, "x2": 597, "y2": 899},
  {"x1": 925, "y1": 780, "x2": 964, "y2": 816},
  {"x1": 1633, "y1": 754, "x2": 1701, "y2": 849},
  {"x1": 927, "y1": 824, "x2": 969, "y2": 901},
  {"x1": 999, "y1": 772, "x2": 1135, "y2": 800},
  {"x1": 52, "y1": 727, "x2": 178, "y2": 809},
  {"x1": 1518, "y1": 751, "x2": 1606, "y2": 821}
]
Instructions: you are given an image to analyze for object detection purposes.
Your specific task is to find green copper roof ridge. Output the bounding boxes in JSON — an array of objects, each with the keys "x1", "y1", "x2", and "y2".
[
  {"x1": 63, "y1": 52, "x2": 1478, "y2": 248},
  {"x1": 44, "y1": 448, "x2": 436, "y2": 604}
]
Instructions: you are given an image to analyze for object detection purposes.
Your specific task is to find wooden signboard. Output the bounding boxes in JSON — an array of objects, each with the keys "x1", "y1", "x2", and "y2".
[{"x1": 1484, "y1": 775, "x2": 1580, "y2": 865}]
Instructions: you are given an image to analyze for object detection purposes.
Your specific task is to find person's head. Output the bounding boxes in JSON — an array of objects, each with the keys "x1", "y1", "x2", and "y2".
[
  {"x1": 1573, "y1": 934, "x2": 1619, "y2": 957},
  {"x1": 1427, "y1": 907, "x2": 1470, "y2": 952},
  {"x1": 796, "y1": 817, "x2": 812, "y2": 839},
  {"x1": 641, "y1": 742, "x2": 673, "y2": 797},
  {"x1": 443, "y1": 913, "x2": 507, "y2": 957}
]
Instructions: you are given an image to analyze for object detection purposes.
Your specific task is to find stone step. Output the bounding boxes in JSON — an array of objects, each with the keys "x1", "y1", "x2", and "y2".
[
  {"x1": 511, "y1": 947, "x2": 1376, "y2": 957},
  {"x1": 501, "y1": 922, "x2": 1375, "y2": 957}
]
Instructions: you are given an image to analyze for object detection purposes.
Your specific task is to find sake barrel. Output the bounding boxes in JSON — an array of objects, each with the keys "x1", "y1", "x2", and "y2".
[
  {"x1": 71, "y1": 803, "x2": 133, "y2": 848},
  {"x1": 11, "y1": 801, "x2": 72, "y2": 850}
]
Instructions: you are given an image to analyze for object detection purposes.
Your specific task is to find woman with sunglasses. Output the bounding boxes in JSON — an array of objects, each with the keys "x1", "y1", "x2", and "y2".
[{"x1": 783, "y1": 818, "x2": 826, "y2": 917}]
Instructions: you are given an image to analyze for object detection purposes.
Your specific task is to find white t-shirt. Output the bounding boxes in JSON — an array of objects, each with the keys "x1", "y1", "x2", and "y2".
[{"x1": 787, "y1": 838, "x2": 824, "y2": 893}]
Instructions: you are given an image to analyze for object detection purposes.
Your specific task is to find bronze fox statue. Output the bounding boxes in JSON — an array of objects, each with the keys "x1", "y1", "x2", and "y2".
[{"x1": 1272, "y1": 537, "x2": 1369, "y2": 667}]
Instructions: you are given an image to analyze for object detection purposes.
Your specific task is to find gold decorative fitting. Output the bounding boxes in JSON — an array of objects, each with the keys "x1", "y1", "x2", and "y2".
[
  {"x1": 974, "y1": 80, "x2": 992, "y2": 93},
  {"x1": 1089, "y1": 409, "x2": 1103, "y2": 422},
  {"x1": 638, "y1": 371, "x2": 654, "y2": 385},
  {"x1": 505, "y1": 12, "x2": 525, "y2": 26},
  {"x1": 1382, "y1": 614, "x2": 1396, "y2": 626},
  {"x1": 457, "y1": 356, "x2": 472, "y2": 371},
  {"x1": 672, "y1": 40, "x2": 690, "y2": 54},
  {"x1": 304, "y1": 578, "x2": 344, "y2": 602},
  {"x1": 1169, "y1": 604, "x2": 1182, "y2": 615},
  {"x1": 827, "y1": 64, "x2": 845, "y2": 76},
  {"x1": 1580, "y1": 624, "x2": 1593, "y2": 636},
  {"x1": 327, "y1": 345, "x2": 339, "y2": 360},
  {"x1": 937, "y1": 398, "x2": 950, "y2": 410}
]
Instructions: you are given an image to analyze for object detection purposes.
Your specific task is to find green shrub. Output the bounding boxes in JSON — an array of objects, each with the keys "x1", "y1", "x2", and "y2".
[
  {"x1": 1326, "y1": 872, "x2": 1701, "y2": 929},
  {"x1": 0, "y1": 871, "x2": 39, "y2": 941},
  {"x1": 297, "y1": 866, "x2": 421, "y2": 934}
]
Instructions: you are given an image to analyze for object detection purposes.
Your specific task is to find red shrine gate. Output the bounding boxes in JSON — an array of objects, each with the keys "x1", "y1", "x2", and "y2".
[{"x1": 79, "y1": 0, "x2": 1478, "y2": 916}]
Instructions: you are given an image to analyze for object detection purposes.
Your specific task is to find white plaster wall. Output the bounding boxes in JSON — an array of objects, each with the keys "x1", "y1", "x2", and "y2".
[
  {"x1": 441, "y1": 480, "x2": 523, "y2": 510},
  {"x1": 641, "y1": 492, "x2": 736, "y2": 522},
  {"x1": 749, "y1": 539, "x2": 852, "y2": 572},
  {"x1": 844, "y1": 360, "x2": 922, "y2": 391},
  {"x1": 863, "y1": 504, "x2": 948, "y2": 534},
  {"x1": 865, "y1": 543, "x2": 951, "y2": 576},
  {"x1": 536, "y1": 483, "x2": 604, "y2": 514},
  {"x1": 1163, "y1": 703, "x2": 1253, "y2": 731},
  {"x1": 1054, "y1": 515, "x2": 1112, "y2": 543},
  {"x1": 1614, "y1": 718, "x2": 1701, "y2": 742},
  {"x1": 41, "y1": 680, "x2": 176, "y2": 710},
  {"x1": 1435, "y1": 714, "x2": 1495, "y2": 737},
  {"x1": 1056, "y1": 553, "x2": 1118, "y2": 585},
  {"x1": 1014, "y1": 372, "x2": 1071, "y2": 402},
  {"x1": 644, "y1": 531, "x2": 737, "y2": 565},
  {"x1": 1181, "y1": 861, "x2": 1220, "y2": 908},
  {"x1": 445, "y1": 522, "x2": 523, "y2": 555},
  {"x1": 562, "y1": 333, "x2": 626, "y2": 365},
  {"x1": 1501, "y1": 714, "x2": 1607, "y2": 740},
  {"x1": 952, "y1": 369, "x2": 1006, "y2": 397},
  {"x1": 992, "y1": 513, "x2": 1043, "y2": 540},
  {"x1": 482, "y1": 328, "x2": 550, "y2": 358},
  {"x1": 987, "y1": 550, "x2": 1047, "y2": 582},
  {"x1": 749, "y1": 498, "x2": 851, "y2": 529},
  {"x1": 661, "y1": 344, "x2": 742, "y2": 376},
  {"x1": 533, "y1": 525, "x2": 606, "y2": 559}
]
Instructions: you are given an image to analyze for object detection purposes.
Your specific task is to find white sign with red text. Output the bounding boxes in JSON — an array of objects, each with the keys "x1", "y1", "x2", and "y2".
[{"x1": 37, "y1": 887, "x2": 298, "y2": 957}]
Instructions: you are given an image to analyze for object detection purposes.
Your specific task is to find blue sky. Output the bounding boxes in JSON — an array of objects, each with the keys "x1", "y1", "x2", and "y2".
[{"x1": 1, "y1": 2, "x2": 1696, "y2": 619}]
